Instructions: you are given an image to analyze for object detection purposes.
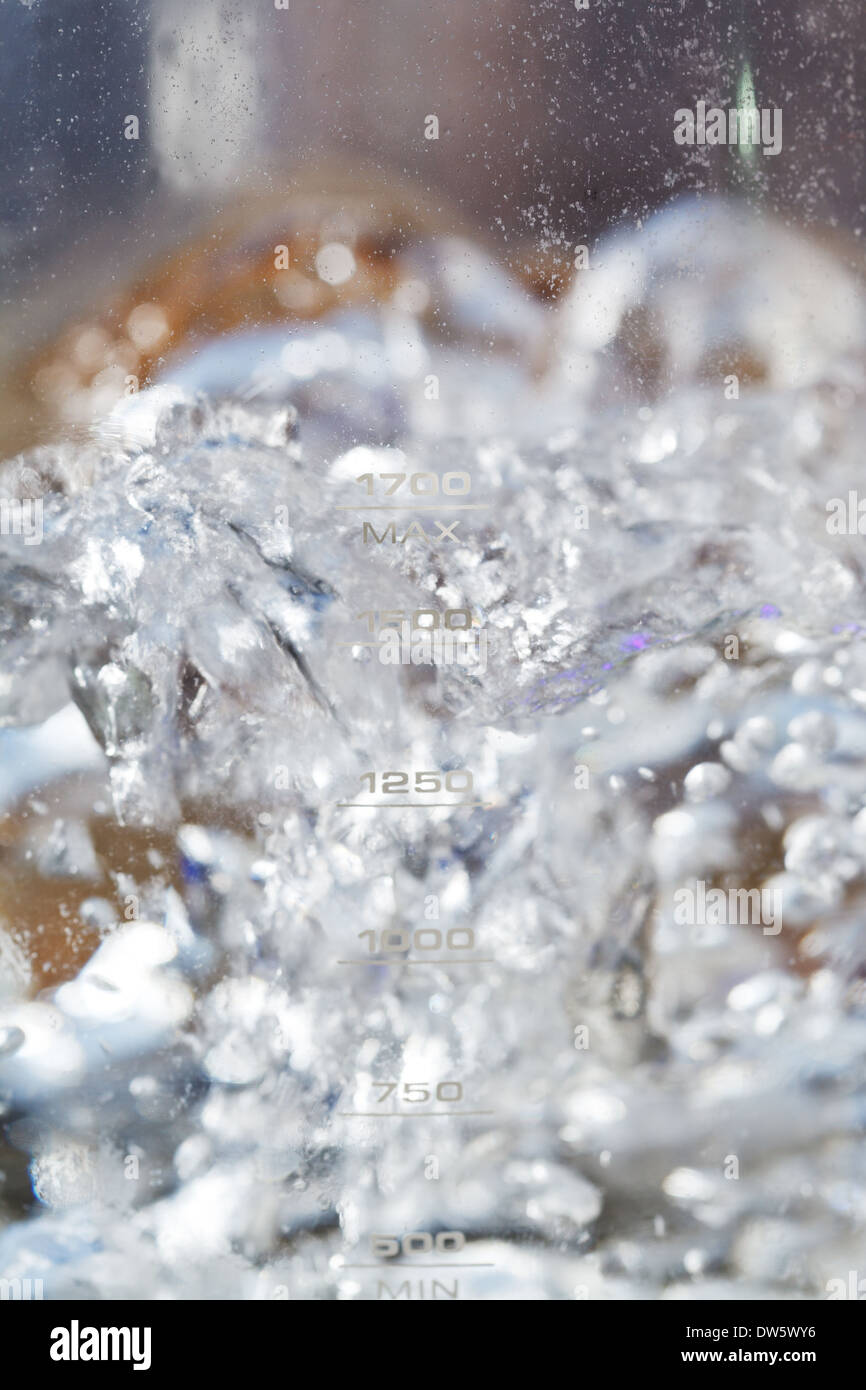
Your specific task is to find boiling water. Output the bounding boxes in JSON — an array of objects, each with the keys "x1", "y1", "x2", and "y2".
[{"x1": 1, "y1": 198, "x2": 865, "y2": 1300}]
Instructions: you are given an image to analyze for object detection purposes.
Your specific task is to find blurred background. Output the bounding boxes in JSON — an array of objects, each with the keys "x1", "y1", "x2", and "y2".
[
  {"x1": 0, "y1": 0, "x2": 863, "y2": 457},
  {"x1": 1, "y1": 0, "x2": 863, "y2": 253}
]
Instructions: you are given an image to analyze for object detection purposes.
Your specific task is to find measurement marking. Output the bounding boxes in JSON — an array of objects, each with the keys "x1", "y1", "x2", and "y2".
[
  {"x1": 336, "y1": 504, "x2": 490, "y2": 512},
  {"x1": 336, "y1": 958, "x2": 494, "y2": 966},
  {"x1": 337, "y1": 801, "x2": 491, "y2": 809},
  {"x1": 339, "y1": 1111, "x2": 495, "y2": 1118},
  {"x1": 341, "y1": 1263, "x2": 495, "y2": 1269}
]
